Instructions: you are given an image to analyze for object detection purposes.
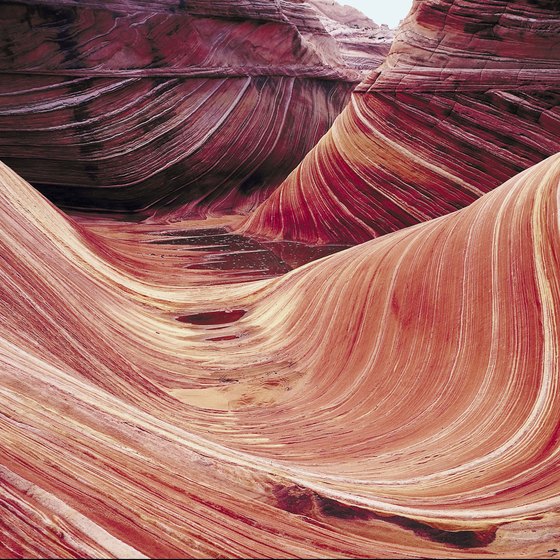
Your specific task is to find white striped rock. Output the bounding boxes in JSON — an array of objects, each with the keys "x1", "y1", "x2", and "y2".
[{"x1": 1, "y1": 153, "x2": 560, "y2": 557}]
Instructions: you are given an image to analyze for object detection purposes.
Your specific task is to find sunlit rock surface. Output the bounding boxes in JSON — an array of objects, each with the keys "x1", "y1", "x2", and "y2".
[
  {"x1": 0, "y1": 0, "x2": 390, "y2": 216},
  {"x1": 1, "y1": 154, "x2": 560, "y2": 557},
  {"x1": 242, "y1": 0, "x2": 560, "y2": 244}
]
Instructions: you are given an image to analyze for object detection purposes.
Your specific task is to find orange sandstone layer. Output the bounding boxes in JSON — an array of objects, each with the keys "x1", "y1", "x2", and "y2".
[
  {"x1": 242, "y1": 0, "x2": 560, "y2": 244},
  {"x1": 1, "y1": 154, "x2": 560, "y2": 557}
]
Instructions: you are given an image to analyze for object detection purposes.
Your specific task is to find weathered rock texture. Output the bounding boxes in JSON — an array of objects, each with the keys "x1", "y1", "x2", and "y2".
[
  {"x1": 0, "y1": 0, "x2": 389, "y2": 216},
  {"x1": 1, "y1": 153, "x2": 560, "y2": 557},
  {"x1": 1, "y1": 1, "x2": 560, "y2": 557},
  {"x1": 242, "y1": 0, "x2": 560, "y2": 244},
  {"x1": 308, "y1": 0, "x2": 394, "y2": 72}
]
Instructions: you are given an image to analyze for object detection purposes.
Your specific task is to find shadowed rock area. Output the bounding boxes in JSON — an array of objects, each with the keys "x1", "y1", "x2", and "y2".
[{"x1": 0, "y1": 0, "x2": 392, "y2": 216}]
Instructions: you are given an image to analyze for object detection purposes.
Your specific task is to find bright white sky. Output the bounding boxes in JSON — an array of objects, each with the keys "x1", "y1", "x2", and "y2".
[{"x1": 342, "y1": 0, "x2": 414, "y2": 28}]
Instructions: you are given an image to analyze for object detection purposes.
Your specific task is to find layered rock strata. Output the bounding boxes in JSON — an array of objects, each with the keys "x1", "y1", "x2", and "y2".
[
  {"x1": 0, "y1": 0, "x2": 388, "y2": 216},
  {"x1": 308, "y1": 0, "x2": 394, "y2": 72},
  {"x1": 1, "y1": 154, "x2": 560, "y2": 557},
  {"x1": 242, "y1": 0, "x2": 560, "y2": 244}
]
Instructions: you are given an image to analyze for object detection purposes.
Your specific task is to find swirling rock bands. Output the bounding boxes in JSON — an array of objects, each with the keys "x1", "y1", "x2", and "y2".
[
  {"x1": 0, "y1": 73, "x2": 351, "y2": 214},
  {"x1": 1, "y1": 1, "x2": 560, "y2": 557},
  {"x1": 0, "y1": 149, "x2": 560, "y2": 557},
  {"x1": 0, "y1": 0, "x2": 384, "y2": 215},
  {"x1": 241, "y1": 0, "x2": 560, "y2": 244}
]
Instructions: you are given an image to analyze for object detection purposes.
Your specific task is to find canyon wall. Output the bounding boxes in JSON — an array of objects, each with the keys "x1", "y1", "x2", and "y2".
[
  {"x1": 308, "y1": 0, "x2": 394, "y2": 72},
  {"x1": 0, "y1": 0, "x2": 390, "y2": 216}
]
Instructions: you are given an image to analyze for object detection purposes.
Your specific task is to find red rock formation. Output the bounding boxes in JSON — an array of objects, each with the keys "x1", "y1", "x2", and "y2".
[
  {"x1": 242, "y1": 0, "x2": 560, "y2": 244},
  {"x1": 0, "y1": 0, "x2": 389, "y2": 216},
  {"x1": 1, "y1": 152, "x2": 560, "y2": 557},
  {"x1": 308, "y1": 0, "x2": 395, "y2": 72},
  {"x1": 1, "y1": 1, "x2": 560, "y2": 557}
]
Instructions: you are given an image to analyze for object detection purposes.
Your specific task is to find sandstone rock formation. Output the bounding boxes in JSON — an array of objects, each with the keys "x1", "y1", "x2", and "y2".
[
  {"x1": 0, "y1": 0, "x2": 389, "y2": 216},
  {"x1": 1, "y1": 0, "x2": 560, "y2": 557},
  {"x1": 1, "y1": 153, "x2": 560, "y2": 557},
  {"x1": 308, "y1": 0, "x2": 394, "y2": 72},
  {"x1": 242, "y1": 0, "x2": 560, "y2": 244}
]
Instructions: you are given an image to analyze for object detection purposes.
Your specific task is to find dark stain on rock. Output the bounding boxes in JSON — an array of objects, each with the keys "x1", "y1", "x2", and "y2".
[
  {"x1": 527, "y1": 0, "x2": 560, "y2": 9},
  {"x1": 207, "y1": 334, "x2": 240, "y2": 341},
  {"x1": 152, "y1": 76, "x2": 168, "y2": 87},
  {"x1": 151, "y1": 231, "x2": 254, "y2": 248},
  {"x1": 50, "y1": 7, "x2": 84, "y2": 66},
  {"x1": 273, "y1": 484, "x2": 315, "y2": 516},
  {"x1": 83, "y1": 163, "x2": 99, "y2": 181},
  {"x1": 67, "y1": 77, "x2": 91, "y2": 95},
  {"x1": 3, "y1": 38, "x2": 14, "y2": 60},
  {"x1": 272, "y1": 483, "x2": 497, "y2": 549},
  {"x1": 316, "y1": 495, "x2": 372, "y2": 521},
  {"x1": 70, "y1": 96, "x2": 100, "y2": 180},
  {"x1": 239, "y1": 171, "x2": 266, "y2": 195},
  {"x1": 150, "y1": 40, "x2": 164, "y2": 66},
  {"x1": 80, "y1": 141, "x2": 102, "y2": 157},
  {"x1": 142, "y1": 113, "x2": 169, "y2": 135},
  {"x1": 166, "y1": 22, "x2": 181, "y2": 36},
  {"x1": 463, "y1": 23, "x2": 503, "y2": 40},
  {"x1": 73, "y1": 103, "x2": 91, "y2": 125},
  {"x1": 177, "y1": 309, "x2": 246, "y2": 325},
  {"x1": 386, "y1": 514, "x2": 497, "y2": 548},
  {"x1": 159, "y1": 228, "x2": 228, "y2": 237}
]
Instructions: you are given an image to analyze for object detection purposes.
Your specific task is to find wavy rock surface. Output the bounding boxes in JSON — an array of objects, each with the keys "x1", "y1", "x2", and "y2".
[
  {"x1": 242, "y1": 0, "x2": 560, "y2": 244},
  {"x1": 1, "y1": 150, "x2": 560, "y2": 557},
  {"x1": 0, "y1": 0, "x2": 389, "y2": 216}
]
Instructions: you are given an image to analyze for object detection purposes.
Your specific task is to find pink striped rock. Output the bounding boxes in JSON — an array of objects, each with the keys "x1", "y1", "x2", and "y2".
[
  {"x1": 1, "y1": 150, "x2": 560, "y2": 558},
  {"x1": 241, "y1": 0, "x2": 560, "y2": 244}
]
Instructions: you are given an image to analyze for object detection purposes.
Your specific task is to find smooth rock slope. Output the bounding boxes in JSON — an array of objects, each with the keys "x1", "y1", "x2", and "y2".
[{"x1": 1, "y1": 151, "x2": 560, "y2": 557}]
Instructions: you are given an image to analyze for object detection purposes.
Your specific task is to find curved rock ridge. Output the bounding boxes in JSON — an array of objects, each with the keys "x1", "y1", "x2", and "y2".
[
  {"x1": 0, "y1": 0, "x2": 388, "y2": 215},
  {"x1": 1, "y1": 153, "x2": 560, "y2": 557},
  {"x1": 241, "y1": 0, "x2": 560, "y2": 244},
  {"x1": 0, "y1": 0, "x2": 351, "y2": 77}
]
